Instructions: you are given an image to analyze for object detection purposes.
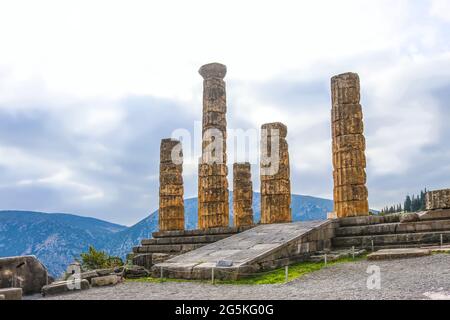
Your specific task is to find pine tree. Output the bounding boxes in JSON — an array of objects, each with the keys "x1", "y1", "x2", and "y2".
[{"x1": 404, "y1": 195, "x2": 412, "y2": 212}]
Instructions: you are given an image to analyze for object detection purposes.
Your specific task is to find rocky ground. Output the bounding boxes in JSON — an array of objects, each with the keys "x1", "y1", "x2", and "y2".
[{"x1": 28, "y1": 254, "x2": 450, "y2": 300}]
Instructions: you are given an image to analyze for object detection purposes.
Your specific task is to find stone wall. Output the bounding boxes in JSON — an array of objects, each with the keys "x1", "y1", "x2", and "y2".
[
  {"x1": 331, "y1": 73, "x2": 369, "y2": 217},
  {"x1": 260, "y1": 122, "x2": 291, "y2": 224},
  {"x1": 198, "y1": 63, "x2": 229, "y2": 229},
  {"x1": 159, "y1": 138, "x2": 184, "y2": 231},
  {"x1": 233, "y1": 163, "x2": 254, "y2": 227}
]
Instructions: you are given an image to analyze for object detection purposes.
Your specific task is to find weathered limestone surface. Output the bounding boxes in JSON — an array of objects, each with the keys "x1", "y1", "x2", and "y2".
[
  {"x1": 159, "y1": 138, "x2": 184, "y2": 231},
  {"x1": 260, "y1": 122, "x2": 291, "y2": 224},
  {"x1": 367, "y1": 248, "x2": 431, "y2": 261},
  {"x1": 426, "y1": 189, "x2": 450, "y2": 210},
  {"x1": 152, "y1": 220, "x2": 335, "y2": 280},
  {"x1": 41, "y1": 279, "x2": 90, "y2": 296},
  {"x1": 333, "y1": 209, "x2": 450, "y2": 249},
  {"x1": 331, "y1": 73, "x2": 369, "y2": 217},
  {"x1": 0, "y1": 288, "x2": 22, "y2": 300},
  {"x1": 198, "y1": 63, "x2": 229, "y2": 229},
  {"x1": 91, "y1": 275, "x2": 119, "y2": 287},
  {"x1": 233, "y1": 163, "x2": 254, "y2": 227},
  {"x1": 0, "y1": 255, "x2": 49, "y2": 295}
]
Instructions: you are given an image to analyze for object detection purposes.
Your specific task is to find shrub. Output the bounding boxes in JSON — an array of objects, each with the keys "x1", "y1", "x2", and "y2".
[{"x1": 79, "y1": 245, "x2": 123, "y2": 270}]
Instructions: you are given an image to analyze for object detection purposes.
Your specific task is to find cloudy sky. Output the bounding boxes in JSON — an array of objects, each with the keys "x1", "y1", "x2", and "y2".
[{"x1": 0, "y1": 0, "x2": 449, "y2": 225}]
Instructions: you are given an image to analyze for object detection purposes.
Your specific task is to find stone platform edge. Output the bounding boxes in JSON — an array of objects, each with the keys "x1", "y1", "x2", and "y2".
[{"x1": 152, "y1": 225, "x2": 255, "y2": 238}]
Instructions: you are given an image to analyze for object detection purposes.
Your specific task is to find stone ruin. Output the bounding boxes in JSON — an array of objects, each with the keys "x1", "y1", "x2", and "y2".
[
  {"x1": 260, "y1": 122, "x2": 292, "y2": 224},
  {"x1": 159, "y1": 138, "x2": 184, "y2": 231},
  {"x1": 130, "y1": 64, "x2": 450, "y2": 280},
  {"x1": 233, "y1": 163, "x2": 254, "y2": 227},
  {"x1": 331, "y1": 72, "x2": 369, "y2": 218}
]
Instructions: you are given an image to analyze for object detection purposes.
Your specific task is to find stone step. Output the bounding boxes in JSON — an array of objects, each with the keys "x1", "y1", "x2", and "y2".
[
  {"x1": 332, "y1": 230, "x2": 450, "y2": 248},
  {"x1": 141, "y1": 234, "x2": 231, "y2": 245},
  {"x1": 335, "y1": 219, "x2": 450, "y2": 237},
  {"x1": 367, "y1": 248, "x2": 431, "y2": 260},
  {"x1": 133, "y1": 243, "x2": 205, "y2": 254},
  {"x1": 152, "y1": 226, "x2": 253, "y2": 238},
  {"x1": 338, "y1": 215, "x2": 400, "y2": 227},
  {"x1": 337, "y1": 209, "x2": 450, "y2": 227}
]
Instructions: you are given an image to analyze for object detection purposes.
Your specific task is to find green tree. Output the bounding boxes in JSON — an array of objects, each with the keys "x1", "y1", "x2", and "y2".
[
  {"x1": 80, "y1": 245, "x2": 123, "y2": 271},
  {"x1": 404, "y1": 195, "x2": 412, "y2": 212}
]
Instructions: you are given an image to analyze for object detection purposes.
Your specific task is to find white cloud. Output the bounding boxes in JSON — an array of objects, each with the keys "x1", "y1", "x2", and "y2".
[
  {"x1": 430, "y1": 0, "x2": 450, "y2": 21},
  {"x1": 0, "y1": 0, "x2": 450, "y2": 222}
]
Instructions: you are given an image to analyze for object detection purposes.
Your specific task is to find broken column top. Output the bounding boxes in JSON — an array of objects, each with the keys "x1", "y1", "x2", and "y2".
[
  {"x1": 233, "y1": 162, "x2": 251, "y2": 171},
  {"x1": 261, "y1": 122, "x2": 287, "y2": 138},
  {"x1": 331, "y1": 72, "x2": 360, "y2": 85},
  {"x1": 199, "y1": 62, "x2": 227, "y2": 79},
  {"x1": 160, "y1": 138, "x2": 182, "y2": 163}
]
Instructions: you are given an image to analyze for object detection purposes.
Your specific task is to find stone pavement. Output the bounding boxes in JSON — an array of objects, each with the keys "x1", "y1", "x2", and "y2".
[{"x1": 31, "y1": 254, "x2": 450, "y2": 300}]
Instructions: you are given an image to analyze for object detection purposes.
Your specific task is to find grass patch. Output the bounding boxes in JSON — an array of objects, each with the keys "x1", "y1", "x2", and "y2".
[
  {"x1": 217, "y1": 255, "x2": 366, "y2": 285},
  {"x1": 126, "y1": 255, "x2": 366, "y2": 285}
]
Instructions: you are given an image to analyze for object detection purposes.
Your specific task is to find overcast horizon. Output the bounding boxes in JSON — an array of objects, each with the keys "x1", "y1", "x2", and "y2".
[{"x1": 1, "y1": 0, "x2": 450, "y2": 226}]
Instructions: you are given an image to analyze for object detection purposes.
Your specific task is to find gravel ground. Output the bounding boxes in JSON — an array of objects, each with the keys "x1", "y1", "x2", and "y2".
[{"x1": 29, "y1": 254, "x2": 450, "y2": 300}]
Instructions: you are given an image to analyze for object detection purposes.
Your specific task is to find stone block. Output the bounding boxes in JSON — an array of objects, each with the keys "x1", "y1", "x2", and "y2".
[
  {"x1": 367, "y1": 248, "x2": 431, "y2": 260},
  {"x1": 0, "y1": 255, "x2": 49, "y2": 295},
  {"x1": 400, "y1": 213, "x2": 420, "y2": 223},
  {"x1": 132, "y1": 253, "x2": 153, "y2": 269},
  {"x1": 91, "y1": 275, "x2": 119, "y2": 287},
  {"x1": 426, "y1": 189, "x2": 450, "y2": 210},
  {"x1": 0, "y1": 288, "x2": 22, "y2": 300},
  {"x1": 80, "y1": 270, "x2": 99, "y2": 283},
  {"x1": 41, "y1": 279, "x2": 89, "y2": 296}
]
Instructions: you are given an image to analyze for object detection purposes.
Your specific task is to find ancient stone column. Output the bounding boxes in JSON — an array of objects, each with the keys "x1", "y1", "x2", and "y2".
[
  {"x1": 426, "y1": 189, "x2": 450, "y2": 210},
  {"x1": 260, "y1": 122, "x2": 292, "y2": 224},
  {"x1": 159, "y1": 138, "x2": 184, "y2": 231},
  {"x1": 331, "y1": 72, "x2": 369, "y2": 218},
  {"x1": 197, "y1": 63, "x2": 229, "y2": 229},
  {"x1": 233, "y1": 163, "x2": 254, "y2": 227}
]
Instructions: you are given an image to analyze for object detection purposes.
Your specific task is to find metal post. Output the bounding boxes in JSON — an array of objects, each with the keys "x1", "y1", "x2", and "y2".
[
  {"x1": 371, "y1": 240, "x2": 374, "y2": 252},
  {"x1": 160, "y1": 266, "x2": 163, "y2": 279},
  {"x1": 324, "y1": 254, "x2": 327, "y2": 266},
  {"x1": 352, "y1": 246, "x2": 355, "y2": 259},
  {"x1": 285, "y1": 265, "x2": 289, "y2": 283},
  {"x1": 441, "y1": 234, "x2": 443, "y2": 247},
  {"x1": 211, "y1": 267, "x2": 215, "y2": 285}
]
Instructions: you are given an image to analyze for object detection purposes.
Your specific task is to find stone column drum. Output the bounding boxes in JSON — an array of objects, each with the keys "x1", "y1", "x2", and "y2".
[
  {"x1": 233, "y1": 163, "x2": 254, "y2": 227},
  {"x1": 260, "y1": 122, "x2": 292, "y2": 224},
  {"x1": 198, "y1": 63, "x2": 229, "y2": 229},
  {"x1": 426, "y1": 189, "x2": 450, "y2": 210},
  {"x1": 331, "y1": 72, "x2": 369, "y2": 217},
  {"x1": 159, "y1": 138, "x2": 184, "y2": 231}
]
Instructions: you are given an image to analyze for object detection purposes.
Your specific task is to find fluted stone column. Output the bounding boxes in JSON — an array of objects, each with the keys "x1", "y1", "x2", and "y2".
[
  {"x1": 426, "y1": 189, "x2": 450, "y2": 210},
  {"x1": 260, "y1": 122, "x2": 292, "y2": 224},
  {"x1": 159, "y1": 138, "x2": 184, "y2": 231},
  {"x1": 331, "y1": 72, "x2": 369, "y2": 218},
  {"x1": 233, "y1": 163, "x2": 254, "y2": 227},
  {"x1": 197, "y1": 63, "x2": 229, "y2": 229}
]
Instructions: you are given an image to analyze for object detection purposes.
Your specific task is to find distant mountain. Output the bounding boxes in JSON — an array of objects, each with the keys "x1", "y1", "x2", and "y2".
[
  {"x1": 0, "y1": 193, "x2": 333, "y2": 276},
  {"x1": 0, "y1": 211, "x2": 126, "y2": 277}
]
